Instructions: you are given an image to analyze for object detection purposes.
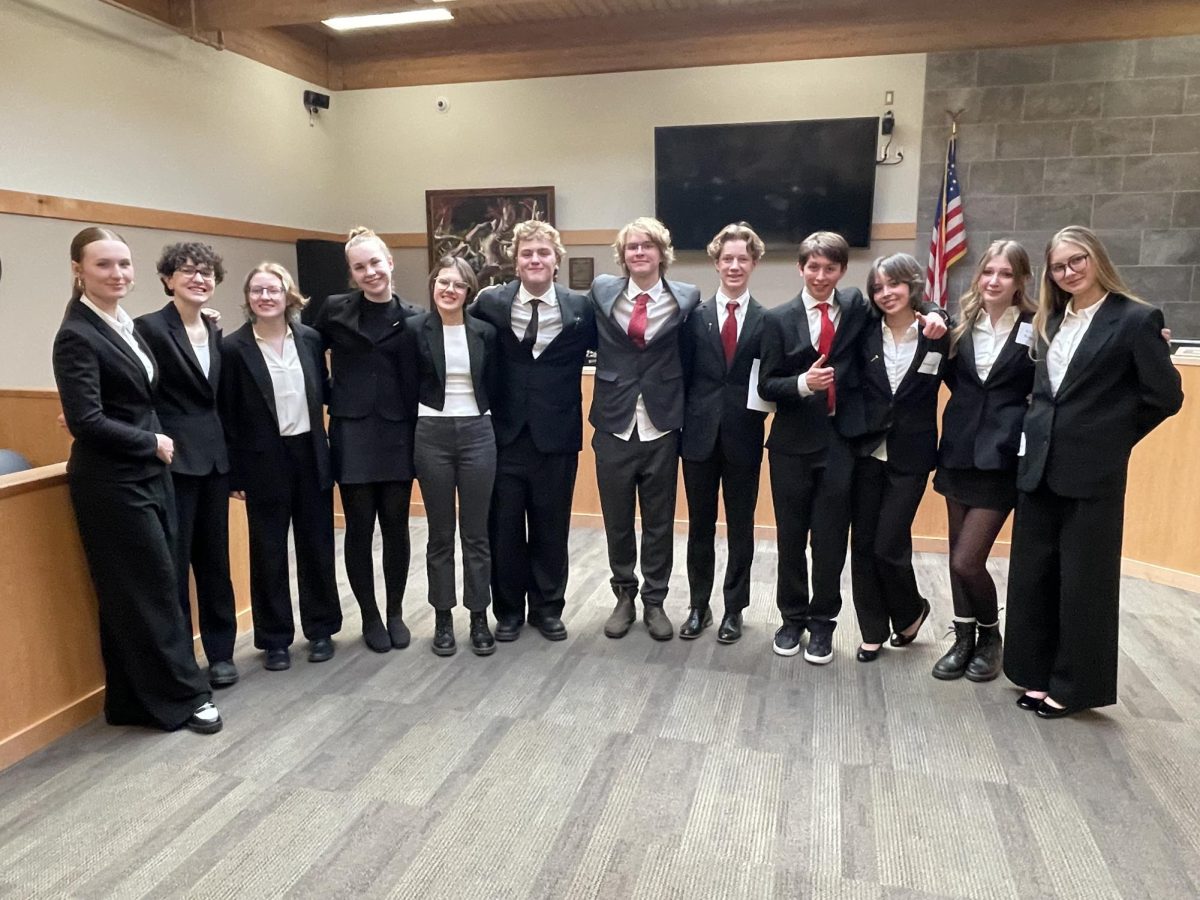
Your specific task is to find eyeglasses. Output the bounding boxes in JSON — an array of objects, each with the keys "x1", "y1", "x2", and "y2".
[
  {"x1": 248, "y1": 286, "x2": 285, "y2": 298},
  {"x1": 177, "y1": 265, "x2": 216, "y2": 280},
  {"x1": 626, "y1": 242, "x2": 658, "y2": 253},
  {"x1": 1048, "y1": 252, "x2": 1089, "y2": 279},
  {"x1": 434, "y1": 278, "x2": 470, "y2": 292}
]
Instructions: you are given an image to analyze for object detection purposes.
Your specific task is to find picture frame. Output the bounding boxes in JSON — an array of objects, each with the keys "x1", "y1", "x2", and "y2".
[
  {"x1": 568, "y1": 257, "x2": 595, "y2": 291},
  {"x1": 426, "y1": 186, "x2": 556, "y2": 287}
]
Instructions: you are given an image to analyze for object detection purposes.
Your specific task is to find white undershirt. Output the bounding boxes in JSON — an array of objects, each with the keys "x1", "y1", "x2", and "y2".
[
  {"x1": 191, "y1": 334, "x2": 211, "y2": 378},
  {"x1": 418, "y1": 324, "x2": 483, "y2": 417},
  {"x1": 253, "y1": 327, "x2": 311, "y2": 436},
  {"x1": 1047, "y1": 296, "x2": 1106, "y2": 396}
]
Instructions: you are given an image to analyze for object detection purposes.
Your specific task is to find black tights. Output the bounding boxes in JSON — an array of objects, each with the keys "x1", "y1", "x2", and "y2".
[
  {"x1": 945, "y1": 498, "x2": 1009, "y2": 624},
  {"x1": 341, "y1": 480, "x2": 413, "y2": 625}
]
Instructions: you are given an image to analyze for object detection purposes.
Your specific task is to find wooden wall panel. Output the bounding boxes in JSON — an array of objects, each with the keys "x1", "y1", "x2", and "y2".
[{"x1": 0, "y1": 390, "x2": 73, "y2": 468}]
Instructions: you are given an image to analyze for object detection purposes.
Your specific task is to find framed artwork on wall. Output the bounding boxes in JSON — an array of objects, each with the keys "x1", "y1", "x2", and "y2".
[{"x1": 426, "y1": 186, "x2": 556, "y2": 286}]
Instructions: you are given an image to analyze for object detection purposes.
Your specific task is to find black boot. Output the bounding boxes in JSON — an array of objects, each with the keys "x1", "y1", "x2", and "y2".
[
  {"x1": 931, "y1": 621, "x2": 976, "y2": 680},
  {"x1": 432, "y1": 609, "x2": 456, "y2": 657},
  {"x1": 966, "y1": 624, "x2": 1003, "y2": 682},
  {"x1": 470, "y1": 610, "x2": 496, "y2": 656}
]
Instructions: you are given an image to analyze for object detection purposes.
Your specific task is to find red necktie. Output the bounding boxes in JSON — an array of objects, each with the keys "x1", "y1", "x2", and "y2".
[
  {"x1": 816, "y1": 301, "x2": 836, "y2": 413},
  {"x1": 721, "y1": 301, "x2": 739, "y2": 366},
  {"x1": 628, "y1": 292, "x2": 650, "y2": 349}
]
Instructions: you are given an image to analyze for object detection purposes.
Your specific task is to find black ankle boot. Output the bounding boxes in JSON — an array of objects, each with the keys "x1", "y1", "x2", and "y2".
[
  {"x1": 931, "y1": 621, "x2": 976, "y2": 680},
  {"x1": 432, "y1": 610, "x2": 456, "y2": 657},
  {"x1": 966, "y1": 624, "x2": 1003, "y2": 682},
  {"x1": 469, "y1": 610, "x2": 496, "y2": 656}
]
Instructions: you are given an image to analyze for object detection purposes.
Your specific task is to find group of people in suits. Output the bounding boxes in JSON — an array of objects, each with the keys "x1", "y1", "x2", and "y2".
[{"x1": 52, "y1": 214, "x2": 1182, "y2": 737}]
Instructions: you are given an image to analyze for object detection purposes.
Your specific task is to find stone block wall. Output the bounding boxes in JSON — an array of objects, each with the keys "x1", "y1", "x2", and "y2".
[{"x1": 916, "y1": 35, "x2": 1200, "y2": 336}]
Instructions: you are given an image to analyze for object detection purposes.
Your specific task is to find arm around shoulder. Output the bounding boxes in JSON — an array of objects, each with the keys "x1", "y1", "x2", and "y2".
[{"x1": 1133, "y1": 305, "x2": 1184, "y2": 440}]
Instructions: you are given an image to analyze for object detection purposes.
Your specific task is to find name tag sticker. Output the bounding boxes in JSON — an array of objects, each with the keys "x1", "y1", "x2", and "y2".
[
  {"x1": 1015, "y1": 323, "x2": 1034, "y2": 347},
  {"x1": 1018, "y1": 433, "x2": 1027, "y2": 456},
  {"x1": 918, "y1": 351, "x2": 943, "y2": 375}
]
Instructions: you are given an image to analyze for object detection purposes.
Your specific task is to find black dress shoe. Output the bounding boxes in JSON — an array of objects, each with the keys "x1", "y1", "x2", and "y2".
[
  {"x1": 856, "y1": 644, "x2": 881, "y2": 663},
  {"x1": 532, "y1": 616, "x2": 568, "y2": 641},
  {"x1": 716, "y1": 612, "x2": 743, "y2": 644},
  {"x1": 678, "y1": 607, "x2": 712, "y2": 640},
  {"x1": 1015, "y1": 692, "x2": 1044, "y2": 711},
  {"x1": 208, "y1": 659, "x2": 239, "y2": 688},
  {"x1": 494, "y1": 618, "x2": 523, "y2": 642},
  {"x1": 264, "y1": 648, "x2": 291, "y2": 671},
  {"x1": 469, "y1": 610, "x2": 496, "y2": 656},
  {"x1": 1035, "y1": 700, "x2": 1080, "y2": 719},
  {"x1": 890, "y1": 598, "x2": 931, "y2": 647},
  {"x1": 308, "y1": 637, "x2": 335, "y2": 663},
  {"x1": 433, "y1": 610, "x2": 456, "y2": 656},
  {"x1": 185, "y1": 701, "x2": 223, "y2": 734}
]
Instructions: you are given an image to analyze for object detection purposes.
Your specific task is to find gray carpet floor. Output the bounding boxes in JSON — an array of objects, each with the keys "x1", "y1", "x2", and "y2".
[{"x1": 2, "y1": 522, "x2": 1200, "y2": 899}]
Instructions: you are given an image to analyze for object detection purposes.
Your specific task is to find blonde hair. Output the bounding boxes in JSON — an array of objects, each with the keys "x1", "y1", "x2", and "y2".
[
  {"x1": 1033, "y1": 226, "x2": 1144, "y2": 347},
  {"x1": 511, "y1": 220, "x2": 566, "y2": 264},
  {"x1": 950, "y1": 240, "x2": 1036, "y2": 354},
  {"x1": 867, "y1": 253, "x2": 926, "y2": 310},
  {"x1": 242, "y1": 262, "x2": 308, "y2": 322},
  {"x1": 614, "y1": 217, "x2": 675, "y2": 276},
  {"x1": 70, "y1": 226, "x2": 127, "y2": 302},
  {"x1": 707, "y1": 222, "x2": 765, "y2": 262},
  {"x1": 345, "y1": 226, "x2": 390, "y2": 259}
]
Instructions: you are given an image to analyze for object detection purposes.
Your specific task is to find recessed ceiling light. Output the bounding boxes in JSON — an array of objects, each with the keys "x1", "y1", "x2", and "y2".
[{"x1": 322, "y1": 9, "x2": 454, "y2": 31}]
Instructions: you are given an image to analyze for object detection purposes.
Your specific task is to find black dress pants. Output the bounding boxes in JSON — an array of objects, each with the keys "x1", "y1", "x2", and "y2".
[
  {"x1": 69, "y1": 470, "x2": 210, "y2": 730},
  {"x1": 172, "y1": 470, "x2": 238, "y2": 664},
  {"x1": 490, "y1": 427, "x2": 578, "y2": 624},
  {"x1": 244, "y1": 435, "x2": 342, "y2": 650},
  {"x1": 768, "y1": 434, "x2": 853, "y2": 632},
  {"x1": 849, "y1": 457, "x2": 928, "y2": 645},
  {"x1": 682, "y1": 441, "x2": 760, "y2": 614},
  {"x1": 593, "y1": 428, "x2": 679, "y2": 606},
  {"x1": 1003, "y1": 485, "x2": 1125, "y2": 709}
]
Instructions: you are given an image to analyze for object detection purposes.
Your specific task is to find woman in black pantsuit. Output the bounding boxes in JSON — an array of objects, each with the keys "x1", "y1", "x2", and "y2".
[
  {"x1": 409, "y1": 256, "x2": 498, "y2": 657},
  {"x1": 931, "y1": 241, "x2": 1036, "y2": 683},
  {"x1": 1005, "y1": 226, "x2": 1183, "y2": 717},
  {"x1": 53, "y1": 227, "x2": 220, "y2": 734},
  {"x1": 313, "y1": 227, "x2": 421, "y2": 653},
  {"x1": 850, "y1": 253, "x2": 948, "y2": 663},
  {"x1": 219, "y1": 263, "x2": 343, "y2": 671},
  {"x1": 135, "y1": 242, "x2": 239, "y2": 689}
]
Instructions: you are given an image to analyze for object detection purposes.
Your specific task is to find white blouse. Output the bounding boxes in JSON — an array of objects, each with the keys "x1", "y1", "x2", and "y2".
[
  {"x1": 254, "y1": 327, "x2": 311, "y2": 436},
  {"x1": 418, "y1": 324, "x2": 483, "y2": 417}
]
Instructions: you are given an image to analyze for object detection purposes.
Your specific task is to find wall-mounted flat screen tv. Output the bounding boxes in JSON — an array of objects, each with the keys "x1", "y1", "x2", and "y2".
[{"x1": 655, "y1": 118, "x2": 879, "y2": 251}]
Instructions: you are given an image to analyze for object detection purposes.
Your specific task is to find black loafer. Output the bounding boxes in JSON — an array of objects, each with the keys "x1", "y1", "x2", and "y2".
[
  {"x1": 856, "y1": 645, "x2": 881, "y2": 663},
  {"x1": 494, "y1": 618, "x2": 523, "y2": 642},
  {"x1": 185, "y1": 701, "x2": 222, "y2": 735},
  {"x1": 532, "y1": 616, "x2": 568, "y2": 641},
  {"x1": 1016, "y1": 692, "x2": 1044, "y2": 711},
  {"x1": 264, "y1": 648, "x2": 291, "y2": 671},
  {"x1": 308, "y1": 637, "x2": 335, "y2": 663},
  {"x1": 678, "y1": 607, "x2": 712, "y2": 640},
  {"x1": 716, "y1": 612, "x2": 743, "y2": 644},
  {"x1": 1035, "y1": 700, "x2": 1079, "y2": 719}
]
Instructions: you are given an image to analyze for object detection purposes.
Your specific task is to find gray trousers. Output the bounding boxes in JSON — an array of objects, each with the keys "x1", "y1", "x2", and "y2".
[{"x1": 415, "y1": 416, "x2": 496, "y2": 612}]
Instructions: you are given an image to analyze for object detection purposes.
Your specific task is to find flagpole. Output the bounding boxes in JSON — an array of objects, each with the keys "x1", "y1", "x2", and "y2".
[{"x1": 936, "y1": 109, "x2": 965, "y2": 305}]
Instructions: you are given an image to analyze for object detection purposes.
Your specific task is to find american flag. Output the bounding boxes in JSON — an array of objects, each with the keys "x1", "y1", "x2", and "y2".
[{"x1": 926, "y1": 131, "x2": 967, "y2": 308}]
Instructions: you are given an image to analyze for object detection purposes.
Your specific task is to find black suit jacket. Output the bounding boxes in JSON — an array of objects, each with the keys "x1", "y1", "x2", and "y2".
[
  {"x1": 468, "y1": 281, "x2": 595, "y2": 453},
  {"x1": 134, "y1": 302, "x2": 229, "y2": 477},
  {"x1": 758, "y1": 288, "x2": 871, "y2": 455},
  {"x1": 53, "y1": 300, "x2": 165, "y2": 482},
  {"x1": 408, "y1": 312, "x2": 497, "y2": 413},
  {"x1": 680, "y1": 295, "x2": 768, "y2": 466},
  {"x1": 218, "y1": 321, "x2": 332, "y2": 500},
  {"x1": 313, "y1": 290, "x2": 421, "y2": 421},
  {"x1": 587, "y1": 273, "x2": 702, "y2": 434},
  {"x1": 856, "y1": 318, "x2": 950, "y2": 476},
  {"x1": 1018, "y1": 293, "x2": 1183, "y2": 497},
  {"x1": 938, "y1": 311, "x2": 1035, "y2": 472}
]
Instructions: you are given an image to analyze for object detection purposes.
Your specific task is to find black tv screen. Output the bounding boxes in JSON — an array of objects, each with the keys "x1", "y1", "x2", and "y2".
[{"x1": 655, "y1": 118, "x2": 879, "y2": 250}]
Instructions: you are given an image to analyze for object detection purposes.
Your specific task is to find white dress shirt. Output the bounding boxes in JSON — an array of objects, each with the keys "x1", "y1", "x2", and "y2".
[
  {"x1": 253, "y1": 327, "x2": 311, "y2": 436},
  {"x1": 510, "y1": 284, "x2": 562, "y2": 360},
  {"x1": 871, "y1": 318, "x2": 920, "y2": 462},
  {"x1": 972, "y1": 305, "x2": 1020, "y2": 382},
  {"x1": 80, "y1": 295, "x2": 155, "y2": 381},
  {"x1": 796, "y1": 289, "x2": 842, "y2": 398},
  {"x1": 715, "y1": 289, "x2": 749, "y2": 340},
  {"x1": 609, "y1": 278, "x2": 678, "y2": 442},
  {"x1": 418, "y1": 324, "x2": 484, "y2": 417},
  {"x1": 1047, "y1": 295, "x2": 1106, "y2": 396}
]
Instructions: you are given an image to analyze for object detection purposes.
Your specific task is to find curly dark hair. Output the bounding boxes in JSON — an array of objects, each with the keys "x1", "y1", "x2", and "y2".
[{"x1": 156, "y1": 241, "x2": 226, "y2": 295}]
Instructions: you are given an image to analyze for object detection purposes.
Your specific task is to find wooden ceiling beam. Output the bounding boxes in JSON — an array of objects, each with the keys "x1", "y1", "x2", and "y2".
[{"x1": 169, "y1": 0, "x2": 545, "y2": 31}]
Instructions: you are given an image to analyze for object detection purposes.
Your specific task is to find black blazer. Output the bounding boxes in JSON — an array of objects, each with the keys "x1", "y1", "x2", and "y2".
[
  {"x1": 857, "y1": 318, "x2": 950, "y2": 476},
  {"x1": 408, "y1": 312, "x2": 497, "y2": 413},
  {"x1": 758, "y1": 288, "x2": 871, "y2": 455},
  {"x1": 680, "y1": 295, "x2": 768, "y2": 466},
  {"x1": 313, "y1": 290, "x2": 421, "y2": 421},
  {"x1": 938, "y1": 311, "x2": 1035, "y2": 472},
  {"x1": 588, "y1": 273, "x2": 702, "y2": 434},
  {"x1": 54, "y1": 300, "x2": 165, "y2": 482},
  {"x1": 134, "y1": 302, "x2": 229, "y2": 477},
  {"x1": 468, "y1": 281, "x2": 595, "y2": 453},
  {"x1": 218, "y1": 321, "x2": 332, "y2": 500},
  {"x1": 1018, "y1": 293, "x2": 1183, "y2": 498}
]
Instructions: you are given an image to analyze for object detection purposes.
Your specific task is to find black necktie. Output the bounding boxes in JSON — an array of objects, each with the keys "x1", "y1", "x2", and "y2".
[{"x1": 522, "y1": 298, "x2": 541, "y2": 351}]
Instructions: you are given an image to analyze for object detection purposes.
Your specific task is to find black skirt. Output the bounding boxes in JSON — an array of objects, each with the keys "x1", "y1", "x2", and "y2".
[
  {"x1": 330, "y1": 414, "x2": 416, "y2": 484},
  {"x1": 933, "y1": 465, "x2": 1017, "y2": 511}
]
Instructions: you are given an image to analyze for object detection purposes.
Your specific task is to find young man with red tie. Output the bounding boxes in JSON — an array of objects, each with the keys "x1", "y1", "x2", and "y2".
[{"x1": 589, "y1": 217, "x2": 701, "y2": 640}]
